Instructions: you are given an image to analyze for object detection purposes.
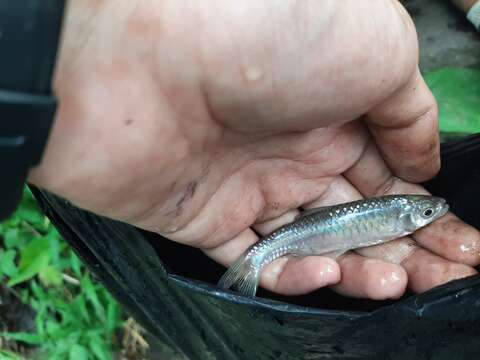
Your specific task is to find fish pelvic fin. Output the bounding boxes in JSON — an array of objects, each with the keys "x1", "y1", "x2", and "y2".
[{"x1": 218, "y1": 254, "x2": 260, "y2": 297}]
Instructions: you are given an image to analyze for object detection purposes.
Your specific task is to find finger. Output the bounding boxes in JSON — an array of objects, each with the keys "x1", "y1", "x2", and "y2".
[
  {"x1": 414, "y1": 213, "x2": 480, "y2": 267},
  {"x1": 252, "y1": 209, "x2": 341, "y2": 295},
  {"x1": 206, "y1": 215, "x2": 341, "y2": 295},
  {"x1": 366, "y1": 68, "x2": 440, "y2": 183},
  {"x1": 264, "y1": 256, "x2": 340, "y2": 296},
  {"x1": 205, "y1": 228, "x2": 259, "y2": 266},
  {"x1": 306, "y1": 176, "x2": 416, "y2": 264},
  {"x1": 401, "y1": 248, "x2": 478, "y2": 293},
  {"x1": 345, "y1": 140, "x2": 480, "y2": 266},
  {"x1": 331, "y1": 252, "x2": 407, "y2": 300},
  {"x1": 305, "y1": 176, "x2": 409, "y2": 298},
  {"x1": 306, "y1": 175, "x2": 478, "y2": 294},
  {"x1": 355, "y1": 237, "x2": 418, "y2": 265},
  {"x1": 254, "y1": 210, "x2": 299, "y2": 235}
]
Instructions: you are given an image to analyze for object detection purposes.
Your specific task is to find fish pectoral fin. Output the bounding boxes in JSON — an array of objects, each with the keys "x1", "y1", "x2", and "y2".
[
  {"x1": 321, "y1": 249, "x2": 347, "y2": 260},
  {"x1": 399, "y1": 213, "x2": 417, "y2": 233},
  {"x1": 296, "y1": 206, "x2": 331, "y2": 220}
]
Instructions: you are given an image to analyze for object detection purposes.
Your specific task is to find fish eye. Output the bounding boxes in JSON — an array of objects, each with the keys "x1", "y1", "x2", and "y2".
[{"x1": 423, "y1": 208, "x2": 434, "y2": 217}]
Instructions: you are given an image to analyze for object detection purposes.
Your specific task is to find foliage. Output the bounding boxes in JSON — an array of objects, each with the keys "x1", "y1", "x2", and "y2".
[
  {"x1": 425, "y1": 68, "x2": 480, "y2": 135},
  {"x1": 0, "y1": 188, "x2": 124, "y2": 360},
  {"x1": 0, "y1": 349, "x2": 25, "y2": 360}
]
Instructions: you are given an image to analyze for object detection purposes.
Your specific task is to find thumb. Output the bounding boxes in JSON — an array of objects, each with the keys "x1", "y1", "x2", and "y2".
[{"x1": 366, "y1": 68, "x2": 440, "y2": 183}]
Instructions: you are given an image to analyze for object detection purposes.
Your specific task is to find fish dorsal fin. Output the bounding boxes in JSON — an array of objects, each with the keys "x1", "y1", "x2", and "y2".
[{"x1": 296, "y1": 206, "x2": 331, "y2": 220}]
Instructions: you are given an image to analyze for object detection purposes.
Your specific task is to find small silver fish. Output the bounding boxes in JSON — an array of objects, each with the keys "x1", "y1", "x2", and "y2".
[{"x1": 218, "y1": 194, "x2": 449, "y2": 297}]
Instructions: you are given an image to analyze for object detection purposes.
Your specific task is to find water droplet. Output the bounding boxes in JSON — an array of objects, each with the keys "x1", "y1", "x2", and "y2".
[
  {"x1": 244, "y1": 66, "x2": 263, "y2": 82},
  {"x1": 460, "y1": 244, "x2": 473, "y2": 253},
  {"x1": 325, "y1": 264, "x2": 335, "y2": 273},
  {"x1": 390, "y1": 272, "x2": 401, "y2": 282}
]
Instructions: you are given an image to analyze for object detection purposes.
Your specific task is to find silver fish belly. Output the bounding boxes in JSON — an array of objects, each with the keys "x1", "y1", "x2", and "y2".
[{"x1": 218, "y1": 194, "x2": 449, "y2": 297}]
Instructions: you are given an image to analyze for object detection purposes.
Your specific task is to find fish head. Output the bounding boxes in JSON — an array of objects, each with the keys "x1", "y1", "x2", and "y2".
[{"x1": 399, "y1": 195, "x2": 449, "y2": 232}]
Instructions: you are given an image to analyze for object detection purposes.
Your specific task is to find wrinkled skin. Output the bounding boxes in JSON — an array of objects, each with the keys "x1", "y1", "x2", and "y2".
[{"x1": 30, "y1": 0, "x2": 480, "y2": 300}]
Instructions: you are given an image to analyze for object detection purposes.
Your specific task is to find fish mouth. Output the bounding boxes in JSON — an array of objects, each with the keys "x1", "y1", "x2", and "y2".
[{"x1": 437, "y1": 199, "x2": 449, "y2": 218}]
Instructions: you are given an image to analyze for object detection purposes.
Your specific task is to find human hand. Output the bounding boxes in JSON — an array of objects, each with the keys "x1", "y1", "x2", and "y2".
[
  {"x1": 450, "y1": 0, "x2": 478, "y2": 12},
  {"x1": 30, "y1": 0, "x2": 480, "y2": 299}
]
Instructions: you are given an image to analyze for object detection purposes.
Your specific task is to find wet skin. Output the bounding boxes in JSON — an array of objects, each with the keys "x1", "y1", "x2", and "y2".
[{"x1": 29, "y1": 0, "x2": 480, "y2": 299}]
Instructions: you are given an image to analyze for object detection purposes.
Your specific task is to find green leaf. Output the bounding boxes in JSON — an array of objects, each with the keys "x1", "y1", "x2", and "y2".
[
  {"x1": 17, "y1": 205, "x2": 44, "y2": 226},
  {"x1": 22, "y1": 187, "x2": 35, "y2": 201},
  {"x1": 0, "y1": 332, "x2": 42, "y2": 345},
  {"x1": 106, "y1": 296, "x2": 121, "y2": 334},
  {"x1": 3, "y1": 226, "x2": 38, "y2": 251},
  {"x1": 1, "y1": 187, "x2": 125, "y2": 360},
  {"x1": 69, "y1": 344, "x2": 89, "y2": 360},
  {"x1": 3, "y1": 215, "x2": 21, "y2": 229},
  {"x1": 46, "y1": 319, "x2": 62, "y2": 337},
  {"x1": 7, "y1": 238, "x2": 50, "y2": 287},
  {"x1": 0, "y1": 349, "x2": 25, "y2": 360},
  {"x1": 39, "y1": 265, "x2": 63, "y2": 287},
  {"x1": 81, "y1": 275, "x2": 105, "y2": 322},
  {"x1": 4, "y1": 228, "x2": 20, "y2": 249},
  {"x1": 73, "y1": 294, "x2": 91, "y2": 324},
  {"x1": 66, "y1": 330, "x2": 82, "y2": 345},
  {"x1": 89, "y1": 335, "x2": 111, "y2": 360},
  {"x1": 15, "y1": 192, "x2": 43, "y2": 226},
  {"x1": 34, "y1": 304, "x2": 47, "y2": 337},
  {"x1": 45, "y1": 229, "x2": 63, "y2": 269},
  {"x1": 18, "y1": 237, "x2": 50, "y2": 269},
  {"x1": 425, "y1": 68, "x2": 480, "y2": 134},
  {"x1": 0, "y1": 249, "x2": 18, "y2": 277},
  {"x1": 70, "y1": 252, "x2": 83, "y2": 277},
  {"x1": 53, "y1": 344, "x2": 72, "y2": 360},
  {"x1": 30, "y1": 280, "x2": 48, "y2": 302},
  {"x1": 8, "y1": 253, "x2": 50, "y2": 287}
]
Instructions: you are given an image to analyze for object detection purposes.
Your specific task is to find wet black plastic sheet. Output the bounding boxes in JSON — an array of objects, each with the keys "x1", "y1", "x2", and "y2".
[{"x1": 32, "y1": 135, "x2": 480, "y2": 360}]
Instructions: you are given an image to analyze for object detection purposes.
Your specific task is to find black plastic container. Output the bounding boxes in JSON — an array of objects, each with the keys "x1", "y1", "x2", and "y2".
[{"x1": 31, "y1": 135, "x2": 480, "y2": 359}]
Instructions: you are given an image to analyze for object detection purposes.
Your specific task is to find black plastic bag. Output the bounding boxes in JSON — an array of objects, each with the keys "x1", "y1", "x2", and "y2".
[{"x1": 32, "y1": 135, "x2": 480, "y2": 360}]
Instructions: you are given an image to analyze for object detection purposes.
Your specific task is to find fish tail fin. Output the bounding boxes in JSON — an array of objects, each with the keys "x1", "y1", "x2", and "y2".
[{"x1": 218, "y1": 254, "x2": 260, "y2": 297}]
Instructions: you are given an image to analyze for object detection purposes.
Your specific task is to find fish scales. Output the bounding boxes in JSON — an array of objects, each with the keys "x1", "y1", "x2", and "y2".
[
  {"x1": 218, "y1": 195, "x2": 449, "y2": 297},
  {"x1": 262, "y1": 199, "x2": 398, "y2": 260}
]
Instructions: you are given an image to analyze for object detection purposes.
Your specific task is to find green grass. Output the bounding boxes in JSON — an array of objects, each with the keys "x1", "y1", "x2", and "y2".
[
  {"x1": 425, "y1": 68, "x2": 480, "y2": 136},
  {"x1": 0, "y1": 188, "x2": 124, "y2": 360}
]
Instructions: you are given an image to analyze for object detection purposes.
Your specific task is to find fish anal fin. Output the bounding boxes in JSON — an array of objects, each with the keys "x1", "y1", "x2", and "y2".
[{"x1": 218, "y1": 254, "x2": 260, "y2": 297}]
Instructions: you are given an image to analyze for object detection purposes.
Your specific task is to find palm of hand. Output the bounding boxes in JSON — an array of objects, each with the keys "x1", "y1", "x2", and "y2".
[
  {"x1": 29, "y1": 0, "x2": 480, "y2": 299},
  {"x1": 150, "y1": 119, "x2": 479, "y2": 299}
]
